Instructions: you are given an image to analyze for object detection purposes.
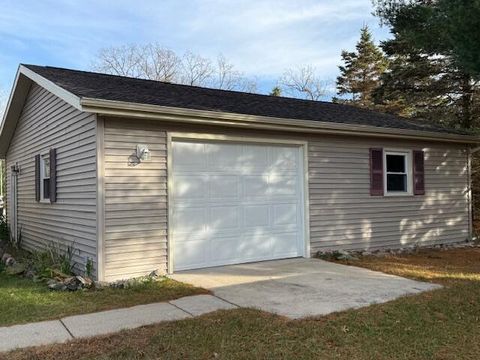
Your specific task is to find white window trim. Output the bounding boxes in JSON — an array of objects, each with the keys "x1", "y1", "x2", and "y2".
[
  {"x1": 383, "y1": 149, "x2": 413, "y2": 196},
  {"x1": 39, "y1": 153, "x2": 50, "y2": 203}
]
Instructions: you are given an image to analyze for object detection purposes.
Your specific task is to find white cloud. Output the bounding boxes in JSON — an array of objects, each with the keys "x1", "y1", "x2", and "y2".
[{"x1": 0, "y1": 0, "x2": 390, "y2": 93}]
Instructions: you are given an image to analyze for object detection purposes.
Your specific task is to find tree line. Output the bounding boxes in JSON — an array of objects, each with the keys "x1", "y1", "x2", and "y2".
[{"x1": 334, "y1": 0, "x2": 480, "y2": 131}]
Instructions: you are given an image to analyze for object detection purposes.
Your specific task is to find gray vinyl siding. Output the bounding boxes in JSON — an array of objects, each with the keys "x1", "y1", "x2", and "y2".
[
  {"x1": 103, "y1": 120, "x2": 168, "y2": 281},
  {"x1": 5, "y1": 83, "x2": 97, "y2": 272},
  {"x1": 103, "y1": 117, "x2": 469, "y2": 279}
]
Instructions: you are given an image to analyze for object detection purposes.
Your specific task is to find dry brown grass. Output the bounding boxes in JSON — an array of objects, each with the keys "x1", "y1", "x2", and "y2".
[{"x1": 339, "y1": 246, "x2": 480, "y2": 285}]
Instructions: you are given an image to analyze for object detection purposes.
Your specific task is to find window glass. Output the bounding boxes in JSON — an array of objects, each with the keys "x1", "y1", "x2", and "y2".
[
  {"x1": 387, "y1": 174, "x2": 407, "y2": 191},
  {"x1": 43, "y1": 156, "x2": 50, "y2": 178},
  {"x1": 43, "y1": 179, "x2": 50, "y2": 199},
  {"x1": 40, "y1": 155, "x2": 50, "y2": 200},
  {"x1": 385, "y1": 153, "x2": 408, "y2": 193},
  {"x1": 386, "y1": 154, "x2": 405, "y2": 173}
]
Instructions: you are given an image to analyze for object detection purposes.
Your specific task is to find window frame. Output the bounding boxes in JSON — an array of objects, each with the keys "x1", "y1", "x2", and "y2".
[
  {"x1": 39, "y1": 153, "x2": 50, "y2": 203},
  {"x1": 383, "y1": 149, "x2": 413, "y2": 196}
]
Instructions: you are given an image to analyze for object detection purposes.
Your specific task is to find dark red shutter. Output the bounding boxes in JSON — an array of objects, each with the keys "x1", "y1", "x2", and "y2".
[
  {"x1": 413, "y1": 150, "x2": 425, "y2": 195},
  {"x1": 35, "y1": 154, "x2": 40, "y2": 202},
  {"x1": 49, "y1": 148, "x2": 57, "y2": 203},
  {"x1": 370, "y1": 148, "x2": 384, "y2": 196}
]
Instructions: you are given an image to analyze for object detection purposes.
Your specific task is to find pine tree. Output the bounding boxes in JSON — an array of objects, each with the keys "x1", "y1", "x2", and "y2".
[
  {"x1": 335, "y1": 26, "x2": 388, "y2": 108},
  {"x1": 373, "y1": 1, "x2": 480, "y2": 129},
  {"x1": 269, "y1": 86, "x2": 282, "y2": 96}
]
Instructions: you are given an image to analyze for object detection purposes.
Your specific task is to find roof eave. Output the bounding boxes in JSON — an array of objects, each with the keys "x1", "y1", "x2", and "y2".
[
  {"x1": 0, "y1": 69, "x2": 31, "y2": 157},
  {"x1": 80, "y1": 97, "x2": 480, "y2": 145},
  {"x1": 0, "y1": 65, "x2": 83, "y2": 158}
]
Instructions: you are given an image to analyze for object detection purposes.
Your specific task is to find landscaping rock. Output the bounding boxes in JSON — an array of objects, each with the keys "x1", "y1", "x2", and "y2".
[
  {"x1": 6, "y1": 262, "x2": 26, "y2": 275},
  {"x1": 64, "y1": 277, "x2": 79, "y2": 291},
  {"x1": 149, "y1": 270, "x2": 160, "y2": 278},
  {"x1": 24, "y1": 270, "x2": 36, "y2": 279},
  {"x1": 1, "y1": 253, "x2": 12, "y2": 264},
  {"x1": 94, "y1": 281, "x2": 109, "y2": 289},
  {"x1": 76, "y1": 276, "x2": 93, "y2": 289},
  {"x1": 5, "y1": 257, "x2": 15, "y2": 266},
  {"x1": 48, "y1": 281, "x2": 67, "y2": 291}
]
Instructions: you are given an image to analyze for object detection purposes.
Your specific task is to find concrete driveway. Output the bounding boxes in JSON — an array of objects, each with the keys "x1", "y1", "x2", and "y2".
[{"x1": 171, "y1": 258, "x2": 441, "y2": 319}]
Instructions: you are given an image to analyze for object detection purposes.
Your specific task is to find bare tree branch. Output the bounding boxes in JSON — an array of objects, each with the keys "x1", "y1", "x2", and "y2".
[
  {"x1": 138, "y1": 44, "x2": 181, "y2": 82},
  {"x1": 91, "y1": 45, "x2": 258, "y2": 92},
  {"x1": 92, "y1": 45, "x2": 143, "y2": 78},
  {"x1": 180, "y1": 51, "x2": 214, "y2": 86},
  {"x1": 279, "y1": 65, "x2": 328, "y2": 100}
]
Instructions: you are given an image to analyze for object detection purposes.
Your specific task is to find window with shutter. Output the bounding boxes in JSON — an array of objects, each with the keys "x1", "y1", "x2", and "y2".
[
  {"x1": 40, "y1": 154, "x2": 50, "y2": 201},
  {"x1": 383, "y1": 150, "x2": 413, "y2": 195},
  {"x1": 36, "y1": 149, "x2": 57, "y2": 203}
]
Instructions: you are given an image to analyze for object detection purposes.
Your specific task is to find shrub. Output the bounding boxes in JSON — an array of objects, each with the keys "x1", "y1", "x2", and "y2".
[
  {"x1": 85, "y1": 257, "x2": 94, "y2": 278},
  {"x1": 30, "y1": 241, "x2": 79, "y2": 277}
]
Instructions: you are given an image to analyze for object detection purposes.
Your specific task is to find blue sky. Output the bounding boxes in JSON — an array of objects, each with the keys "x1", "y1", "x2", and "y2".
[{"x1": 0, "y1": 0, "x2": 390, "y2": 97}]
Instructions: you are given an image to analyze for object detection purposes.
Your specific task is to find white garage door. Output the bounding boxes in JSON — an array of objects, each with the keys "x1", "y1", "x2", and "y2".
[{"x1": 171, "y1": 139, "x2": 306, "y2": 271}]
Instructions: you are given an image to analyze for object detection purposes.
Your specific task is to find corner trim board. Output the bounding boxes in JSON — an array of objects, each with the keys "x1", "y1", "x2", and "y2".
[{"x1": 96, "y1": 115, "x2": 106, "y2": 281}]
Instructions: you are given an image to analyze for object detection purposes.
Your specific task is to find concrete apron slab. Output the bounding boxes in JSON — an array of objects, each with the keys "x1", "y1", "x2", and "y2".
[
  {"x1": 171, "y1": 258, "x2": 442, "y2": 319},
  {"x1": 0, "y1": 295, "x2": 234, "y2": 353}
]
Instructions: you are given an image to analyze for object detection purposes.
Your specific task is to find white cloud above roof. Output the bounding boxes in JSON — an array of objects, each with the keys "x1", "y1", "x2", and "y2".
[{"x1": 0, "y1": 0, "x2": 390, "y2": 94}]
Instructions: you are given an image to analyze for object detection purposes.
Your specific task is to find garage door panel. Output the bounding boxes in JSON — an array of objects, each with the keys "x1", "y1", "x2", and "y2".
[
  {"x1": 273, "y1": 203, "x2": 298, "y2": 225},
  {"x1": 175, "y1": 239, "x2": 208, "y2": 270},
  {"x1": 242, "y1": 145, "x2": 269, "y2": 168},
  {"x1": 210, "y1": 235, "x2": 245, "y2": 262},
  {"x1": 244, "y1": 205, "x2": 270, "y2": 227},
  {"x1": 207, "y1": 143, "x2": 241, "y2": 169},
  {"x1": 237, "y1": 234, "x2": 272, "y2": 258},
  {"x1": 244, "y1": 175, "x2": 269, "y2": 197},
  {"x1": 208, "y1": 175, "x2": 239, "y2": 199},
  {"x1": 271, "y1": 147, "x2": 298, "y2": 170},
  {"x1": 173, "y1": 175, "x2": 206, "y2": 199},
  {"x1": 173, "y1": 142, "x2": 206, "y2": 169},
  {"x1": 172, "y1": 140, "x2": 305, "y2": 271},
  {"x1": 271, "y1": 233, "x2": 300, "y2": 256},
  {"x1": 269, "y1": 175, "x2": 298, "y2": 195},
  {"x1": 209, "y1": 206, "x2": 240, "y2": 230},
  {"x1": 172, "y1": 208, "x2": 205, "y2": 235}
]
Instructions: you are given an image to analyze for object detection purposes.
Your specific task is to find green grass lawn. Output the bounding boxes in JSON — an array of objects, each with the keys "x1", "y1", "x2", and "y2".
[
  {"x1": 5, "y1": 247, "x2": 480, "y2": 360},
  {"x1": 0, "y1": 273, "x2": 208, "y2": 327}
]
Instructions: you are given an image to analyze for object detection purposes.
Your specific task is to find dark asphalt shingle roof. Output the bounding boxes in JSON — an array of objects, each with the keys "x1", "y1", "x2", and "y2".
[{"x1": 24, "y1": 64, "x2": 467, "y2": 135}]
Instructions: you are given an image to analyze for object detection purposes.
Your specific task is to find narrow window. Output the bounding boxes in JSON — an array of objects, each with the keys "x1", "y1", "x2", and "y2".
[
  {"x1": 40, "y1": 154, "x2": 50, "y2": 201},
  {"x1": 384, "y1": 151, "x2": 411, "y2": 195}
]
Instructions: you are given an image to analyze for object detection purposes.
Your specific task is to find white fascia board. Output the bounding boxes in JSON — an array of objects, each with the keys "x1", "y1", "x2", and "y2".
[
  {"x1": 0, "y1": 66, "x2": 83, "y2": 157},
  {"x1": 0, "y1": 70, "x2": 31, "y2": 157},
  {"x1": 19, "y1": 65, "x2": 82, "y2": 110}
]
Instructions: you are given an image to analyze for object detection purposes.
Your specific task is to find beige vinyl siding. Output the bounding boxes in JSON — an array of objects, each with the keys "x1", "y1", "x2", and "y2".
[
  {"x1": 103, "y1": 120, "x2": 167, "y2": 281},
  {"x1": 308, "y1": 138, "x2": 469, "y2": 253},
  {"x1": 102, "y1": 117, "x2": 469, "y2": 278},
  {"x1": 5, "y1": 83, "x2": 97, "y2": 272}
]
